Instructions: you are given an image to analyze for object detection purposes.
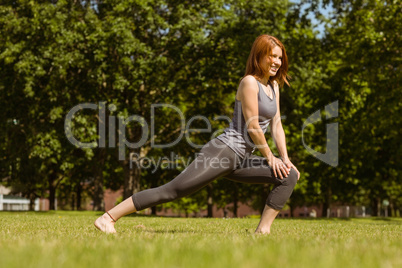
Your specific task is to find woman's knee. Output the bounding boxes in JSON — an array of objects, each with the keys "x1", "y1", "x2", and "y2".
[{"x1": 282, "y1": 168, "x2": 298, "y2": 188}]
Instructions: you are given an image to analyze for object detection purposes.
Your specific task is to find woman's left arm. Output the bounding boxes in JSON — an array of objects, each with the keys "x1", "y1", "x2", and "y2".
[{"x1": 270, "y1": 82, "x2": 300, "y2": 180}]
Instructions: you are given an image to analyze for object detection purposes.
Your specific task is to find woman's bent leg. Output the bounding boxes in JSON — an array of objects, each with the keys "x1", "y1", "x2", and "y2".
[
  {"x1": 225, "y1": 154, "x2": 298, "y2": 209},
  {"x1": 224, "y1": 155, "x2": 298, "y2": 233},
  {"x1": 254, "y1": 205, "x2": 280, "y2": 234}
]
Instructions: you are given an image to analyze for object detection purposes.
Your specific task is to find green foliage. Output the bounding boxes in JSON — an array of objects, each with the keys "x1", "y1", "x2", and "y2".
[{"x1": 0, "y1": 0, "x2": 400, "y2": 215}]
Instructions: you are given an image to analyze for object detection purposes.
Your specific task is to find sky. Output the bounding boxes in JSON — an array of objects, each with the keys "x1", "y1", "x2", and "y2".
[{"x1": 294, "y1": 0, "x2": 335, "y2": 38}]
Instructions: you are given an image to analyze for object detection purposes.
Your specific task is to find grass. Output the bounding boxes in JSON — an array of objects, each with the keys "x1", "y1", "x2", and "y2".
[{"x1": 0, "y1": 211, "x2": 401, "y2": 268}]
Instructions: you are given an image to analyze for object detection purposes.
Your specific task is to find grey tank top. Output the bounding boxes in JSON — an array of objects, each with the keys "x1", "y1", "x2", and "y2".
[{"x1": 217, "y1": 79, "x2": 277, "y2": 159}]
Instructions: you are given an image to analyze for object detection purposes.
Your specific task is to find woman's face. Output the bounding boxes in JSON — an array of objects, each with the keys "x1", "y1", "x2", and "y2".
[{"x1": 265, "y1": 46, "x2": 282, "y2": 77}]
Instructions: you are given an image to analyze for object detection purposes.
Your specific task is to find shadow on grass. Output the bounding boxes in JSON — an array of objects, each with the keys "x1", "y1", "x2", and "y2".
[
  {"x1": 125, "y1": 213, "x2": 213, "y2": 219},
  {"x1": 371, "y1": 217, "x2": 392, "y2": 221}
]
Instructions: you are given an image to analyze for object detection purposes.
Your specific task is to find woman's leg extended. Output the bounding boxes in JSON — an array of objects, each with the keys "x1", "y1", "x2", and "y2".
[
  {"x1": 132, "y1": 139, "x2": 239, "y2": 211},
  {"x1": 95, "y1": 139, "x2": 239, "y2": 232},
  {"x1": 224, "y1": 155, "x2": 298, "y2": 233}
]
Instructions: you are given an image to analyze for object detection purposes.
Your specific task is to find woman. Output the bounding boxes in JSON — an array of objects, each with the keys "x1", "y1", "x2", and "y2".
[{"x1": 95, "y1": 34, "x2": 300, "y2": 234}]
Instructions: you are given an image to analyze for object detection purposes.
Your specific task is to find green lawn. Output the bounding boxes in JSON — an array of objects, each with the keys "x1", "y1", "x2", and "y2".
[{"x1": 0, "y1": 211, "x2": 401, "y2": 268}]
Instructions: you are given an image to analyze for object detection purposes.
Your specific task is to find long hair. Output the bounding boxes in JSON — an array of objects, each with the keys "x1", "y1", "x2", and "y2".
[{"x1": 243, "y1": 35, "x2": 290, "y2": 87}]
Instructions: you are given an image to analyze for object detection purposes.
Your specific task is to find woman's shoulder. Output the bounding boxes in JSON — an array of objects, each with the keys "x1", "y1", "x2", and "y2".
[
  {"x1": 239, "y1": 75, "x2": 259, "y2": 92},
  {"x1": 240, "y1": 75, "x2": 258, "y2": 85},
  {"x1": 236, "y1": 75, "x2": 259, "y2": 101}
]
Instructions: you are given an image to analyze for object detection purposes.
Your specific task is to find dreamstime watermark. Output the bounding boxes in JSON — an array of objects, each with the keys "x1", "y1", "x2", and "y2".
[{"x1": 64, "y1": 100, "x2": 339, "y2": 169}]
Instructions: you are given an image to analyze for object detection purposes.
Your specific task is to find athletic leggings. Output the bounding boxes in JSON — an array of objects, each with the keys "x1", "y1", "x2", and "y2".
[{"x1": 131, "y1": 138, "x2": 298, "y2": 211}]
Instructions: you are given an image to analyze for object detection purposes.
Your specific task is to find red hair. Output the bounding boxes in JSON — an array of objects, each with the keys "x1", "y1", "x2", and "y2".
[{"x1": 243, "y1": 35, "x2": 290, "y2": 87}]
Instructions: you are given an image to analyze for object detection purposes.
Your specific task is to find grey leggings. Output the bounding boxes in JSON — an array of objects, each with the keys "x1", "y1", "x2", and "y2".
[{"x1": 132, "y1": 138, "x2": 298, "y2": 211}]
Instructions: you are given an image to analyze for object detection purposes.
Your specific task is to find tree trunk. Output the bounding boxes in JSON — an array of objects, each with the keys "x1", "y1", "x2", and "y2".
[
  {"x1": 76, "y1": 183, "x2": 82, "y2": 210},
  {"x1": 71, "y1": 193, "x2": 76, "y2": 211},
  {"x1": 48, "y1": 173, "x2": 57, "y2": 210},
  {"x1": 322, "y1": 202, "x2": 329, "y2": 217},
  {"x1": 322, "y1": 183, "x2": 332, "y2": 217},
  {"x1": 121, "y1": 112, "x2": 147, "y2": 201},
  {"x1": 233, "y1": 185, "x2": 238, "y2": 218},
  {"x1": 123, "y1": 154, "x2": 141, "y2": 199},
  {"x1": 371, "y1": 197, "x2": 380, "y2": 216},
  {"x1": 122, "y1": 135, "x2": 142, "y2": 199},
  {"x1": 390, "y1": 200, "x2": 394, "y2": 217},
  {"x1": 92, "y1": 149, "x2": 105, "y2": 211},
  {"x1": 289, "y1": 204, "x2": 294, "y2": 218},
  {"x1": 92, "y1": 172, "x2": 104, "y2": 211},
  {"x1": 151, "y1": 206, "x2": 157, "y2": 215},
  {"x1": 29, "y1": 193, "x2": 36, "y2": 211},
  {"x1": 207, "y1": 184, "x2": 213, "y2": 217}
]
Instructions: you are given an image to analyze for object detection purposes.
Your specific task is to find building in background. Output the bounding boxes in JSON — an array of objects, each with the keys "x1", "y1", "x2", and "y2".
[{"x1": 0, "y1": 185, "x2": 41, "y2": 211}]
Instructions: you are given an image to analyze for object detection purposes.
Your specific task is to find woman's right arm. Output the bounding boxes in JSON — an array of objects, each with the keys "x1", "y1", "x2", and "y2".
[{"x1": 237, "y1": 76, "x2": 289, "y2": 179}]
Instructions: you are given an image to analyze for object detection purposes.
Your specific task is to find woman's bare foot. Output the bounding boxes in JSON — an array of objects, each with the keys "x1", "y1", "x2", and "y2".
[
  {"x1": 94, "y1": 213, "x2": 117, "y2": 234},
  {"x1": 254, "y1": 227, "x2": 270, "y2": 235},
  {"x1": 253, "y1": 205, "x2": 279, "y2": 235}
]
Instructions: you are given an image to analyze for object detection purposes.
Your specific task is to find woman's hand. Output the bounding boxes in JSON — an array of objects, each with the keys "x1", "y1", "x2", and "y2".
[
  {"x1": 267, "y1": 154, "x2": 290, "y2": 179},
  {"x1": 282, "y1": 158, "x2": 300, "y2": 180}
]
